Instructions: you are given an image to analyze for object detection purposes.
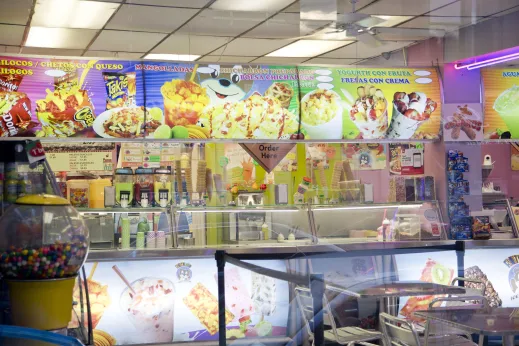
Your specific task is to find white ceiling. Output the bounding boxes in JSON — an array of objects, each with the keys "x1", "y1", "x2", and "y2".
[{"x1": 0, "y1": 0, "x2": 518, "y2": 64}]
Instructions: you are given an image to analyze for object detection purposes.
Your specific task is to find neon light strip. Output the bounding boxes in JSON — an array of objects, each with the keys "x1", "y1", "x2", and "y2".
[
  {"x1": 466, "y1": 54, "x2": 519, "y2": 70},
  {"x1": 455, "y1": 51, "x2": 519, "y2": 70}
]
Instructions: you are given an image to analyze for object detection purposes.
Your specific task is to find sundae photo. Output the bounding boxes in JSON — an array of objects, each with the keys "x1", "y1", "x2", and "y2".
[
  {"x1": 387, "y1": 91, "x2": 437, "y2": 139},
  {"x1": 348, "y1": 85, "x2": 388, "y2": 139}
]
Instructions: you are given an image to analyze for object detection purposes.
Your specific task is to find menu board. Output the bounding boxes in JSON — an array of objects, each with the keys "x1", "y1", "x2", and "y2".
[
  {"x1": 0, "y1": 56, "x2": 300, "y2": 140},
  {"x1": 0, "y1": 55, "x2": 443, "y2": 141},
  {"x1": 44, "y1": 142, "x2": 115, "y2": 173},
  {"x1": 298, "y1": 67, "x2": 442, "y2": 140},
  {"x1": 482, "y1": 68, "x2": 519, "y2": 139},
  {"x1": 120, "y1": 142, "x2": 182, "y2": 168},
  {"x1": 74, "y1": 259, "x2": 289, "y2": 345}
]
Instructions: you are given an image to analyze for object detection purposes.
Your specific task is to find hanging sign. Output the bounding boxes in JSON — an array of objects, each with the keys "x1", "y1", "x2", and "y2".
[{"x1": 240, "y1": 143, "x2": 295, "y2": 173}]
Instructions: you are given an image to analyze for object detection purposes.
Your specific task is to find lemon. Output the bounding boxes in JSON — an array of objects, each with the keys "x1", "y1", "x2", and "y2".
[
  {"x1": 150, "y1": 107, "x2": 163, "y2": 121},
  {"x1": 154, "y1": 124, "x2": 172, "y2": 139}
]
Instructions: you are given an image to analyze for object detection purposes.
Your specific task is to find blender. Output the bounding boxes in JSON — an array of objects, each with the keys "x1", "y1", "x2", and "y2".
[
  {"x1": 114, "y1": 168, "x2": 134, "y2": 208},
  {"x1": 154, "y1": 167, "x2": 172, "y2": 208},
  {"x1": 134, "y1": 167, "x2": 154, "y2": 208}
]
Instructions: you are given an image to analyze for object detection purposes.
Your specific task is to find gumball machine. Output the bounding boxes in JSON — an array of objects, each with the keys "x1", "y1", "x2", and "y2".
[
  {"x1": 0, "y1": 141, "x2": 90, "y2": 345},
  {"x1": 0, "y1": 194, "x2": 89, "y2": 331}
]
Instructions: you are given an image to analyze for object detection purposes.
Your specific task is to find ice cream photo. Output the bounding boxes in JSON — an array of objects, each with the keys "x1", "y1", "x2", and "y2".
[
  {"x1": 119, "y1": 277, "x2": 175, "y2": 343},
  {"x1": 347, "y1": 85, "x2": 389, "y2": 139},
  {"x1": 387, "y1": 91, "x2": 437, "y2": 139},
  {"x1": 301, "y1": 89, "x2": 343, "y2": 139}
]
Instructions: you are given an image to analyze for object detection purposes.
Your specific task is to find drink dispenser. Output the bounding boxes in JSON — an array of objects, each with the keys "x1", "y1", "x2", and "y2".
[
  {"x1": 114, "y1": 168, "x2": 134, "y2": 208},
  {"x1": 135, "y1": 167, "x2": 154, "y2": 208},
  {"x1": 154, "y1": 167, "x2": 172, "y2": 207}
]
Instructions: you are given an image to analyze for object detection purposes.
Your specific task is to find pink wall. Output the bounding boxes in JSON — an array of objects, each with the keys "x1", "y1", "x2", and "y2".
[
  {"x1": 481, "y1": 143, "x2": 519, "y2": 199},
  {"x1": 407, "y1": 38, "x2": 444, "y2": 66},
  {"x1": 354, "y1": 143, "x2": 446, "y2": 204}
]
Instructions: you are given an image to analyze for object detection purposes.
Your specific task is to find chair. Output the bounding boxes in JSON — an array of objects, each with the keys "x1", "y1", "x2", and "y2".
[
  {"x1": 428, "y1": 296, "x2": 487, "y2": 346},
  {"x1": 380, "y1": 312, "x2": 477, "y2": 346},
  {"x1": 446, "y1": 278, "x2": 486, "y2": 307},
  {"x1": 295, "y1": 286, "x2": 382, "y2": 345}
]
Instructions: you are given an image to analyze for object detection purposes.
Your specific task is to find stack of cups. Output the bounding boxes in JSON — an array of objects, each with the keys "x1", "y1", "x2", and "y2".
[
  {"x1": 156, "y1": 231, "x2": 166, "y2": 249},
  {"x1": 146, "y1": 231, "x2": 156, "y2": 249},
  {"x1": 121, "y1": 216, "x2": 130, "y2": 249},
  {"x1": 136, "y1": 232, "x2": 145, "y2": 249}
]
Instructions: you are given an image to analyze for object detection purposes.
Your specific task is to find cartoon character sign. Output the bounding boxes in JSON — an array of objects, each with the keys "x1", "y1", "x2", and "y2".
[
  {"x1": 358, "y1": 152, "x2": 372, "y2": 169},
  {"x1": 175, "y1": 262, "x2": 192, "y2": 282},
  {"x1": 199, "y1": 65, "x2": 250, "y2": 105}
]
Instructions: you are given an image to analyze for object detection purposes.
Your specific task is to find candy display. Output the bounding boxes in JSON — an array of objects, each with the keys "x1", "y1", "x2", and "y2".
[
  {"x1": 447, "y1": 149, "x2": 472, "y2": 240},
  {"x1": 0, "y1": 194, "x2": 89, "y2": 280}
]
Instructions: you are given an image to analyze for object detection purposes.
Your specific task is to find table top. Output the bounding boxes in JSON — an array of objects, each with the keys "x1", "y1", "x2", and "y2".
[
  {"x1": 346, "y1": 281, "x2": 466, "y2": 298},
  {"x1": 415, "y1": 307, "x2": 519, "y2": 336}
]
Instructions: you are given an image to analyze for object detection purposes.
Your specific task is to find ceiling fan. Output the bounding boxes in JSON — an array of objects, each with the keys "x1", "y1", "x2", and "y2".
[{"x1": 296, "y1": 0, "x2": 445, "y2": 46}]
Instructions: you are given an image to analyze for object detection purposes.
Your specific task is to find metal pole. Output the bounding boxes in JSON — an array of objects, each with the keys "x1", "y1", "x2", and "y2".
[
  {"x1": 216, "y1": 250, "x2": 226, "y2": 346},
  {"x1": 310, "y1": 273, "x2": 325, "y2": 346},
  {"x1": 455, "y1": 240, "x2": 465, "y2": 283}
]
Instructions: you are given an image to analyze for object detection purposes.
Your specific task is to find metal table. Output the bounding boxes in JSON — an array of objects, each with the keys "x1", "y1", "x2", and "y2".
[
  {"x1": 415, "y1": 307, "x2": 519, "y2": 346},
  {"x1": 351, "y1": 281, "x2": 466, "y2": 298},
  {"x1": 326, "y1": 280, "x2": 467, "y2": 317}
]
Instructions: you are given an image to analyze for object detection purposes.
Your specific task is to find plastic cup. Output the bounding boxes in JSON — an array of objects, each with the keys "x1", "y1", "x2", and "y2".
[
  {"x1": 494, "y1": 85, "x2": 519, "y2": 138},
  {"x1": 120, "y1": 277, "x2": 175, "y2": 343},
  {"x1": 301, "y1": 90, "x2": 343, "y2": 139},
  {"x1": 387, "y1": 104, "x2": 421, "y2": 139},
  {"x1": 351, "y1": 105, "x2": 389, "y2": 139}
]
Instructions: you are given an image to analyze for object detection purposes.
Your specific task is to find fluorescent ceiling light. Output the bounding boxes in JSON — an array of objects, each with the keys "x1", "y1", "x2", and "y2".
[
  {"x1": 267, "y1": 40, "x2": 352, "y2": 58},
  {"x1": 144, "y1": 54, "x2": 200, "y2": 61},
  {"x1": 466, "y1": 54, "x2": 519, "y2": 70},
  {"x1": 373, "y1": 15, "x2": 413, "y2": 28},
  {"x1": 32, "y1": 0, "x2": 118, "y2": 29},
  {"x1": 211, "y1": 0, "x2": 294, "y2": 12},
  {"x1": 455, "y1": 52, "x2": 519, "y2": 70},
  {"x1": 25, "y1": 27, "x2": 95, "y2": 49}
]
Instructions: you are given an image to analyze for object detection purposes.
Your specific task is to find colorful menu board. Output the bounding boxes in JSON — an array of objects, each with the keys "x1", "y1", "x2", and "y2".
[
  {"x1": 74, "y1": 259, "x2": 289, "y2": 345},
  {"x1": 482, "y1": 68, "x2": 519, "y2": 139},
  {"x1": 298, "y1": 67, "x2": 442, "y2": 140},
  {"x1": 0, "y1": 55, "x2": 442, "y2": 140}
]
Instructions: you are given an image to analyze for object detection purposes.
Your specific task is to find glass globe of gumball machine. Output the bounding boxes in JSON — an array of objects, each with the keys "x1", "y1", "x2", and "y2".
[{"x1": 0, "y1": 194, "x2": 89, "y2": 332}]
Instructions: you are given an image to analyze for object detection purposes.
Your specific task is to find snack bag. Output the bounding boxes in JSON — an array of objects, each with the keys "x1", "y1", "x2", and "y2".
[
  {"x1": 0, "y1": 92, "x2": 38, "y2": 136},
  {"x1": 0, "y1": 67, "x2": 24, "y2": 92},
  {"x1": 103, "y1": 72, "x2": 133, "y2": 110},
  {"x1": 472, "y1": 216, "x2": 492, "y2": 240}
]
